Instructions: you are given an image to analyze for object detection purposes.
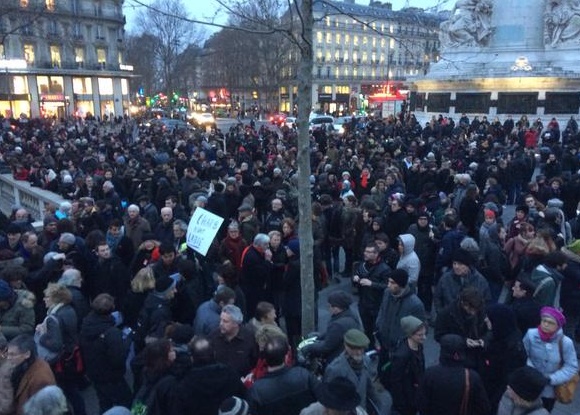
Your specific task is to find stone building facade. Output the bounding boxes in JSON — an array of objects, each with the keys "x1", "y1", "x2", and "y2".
[{"x1": 0, "y1": 0, "x2": 132, "y2": 119}]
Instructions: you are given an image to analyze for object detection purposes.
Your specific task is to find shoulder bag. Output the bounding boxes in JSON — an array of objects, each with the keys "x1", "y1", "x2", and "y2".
[{"x1": 554, "y1": 338, "x2": 580, "y2": 404}]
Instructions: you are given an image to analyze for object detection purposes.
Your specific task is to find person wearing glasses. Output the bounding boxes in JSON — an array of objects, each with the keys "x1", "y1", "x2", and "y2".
[{"x1": 6, "y1": 334, "x2": 56, "y2": 415}]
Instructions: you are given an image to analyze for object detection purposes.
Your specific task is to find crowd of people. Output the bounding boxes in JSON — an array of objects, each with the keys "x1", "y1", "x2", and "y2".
[{"x1": 0, "y1": 110, "x2": 579, "y2": 415}]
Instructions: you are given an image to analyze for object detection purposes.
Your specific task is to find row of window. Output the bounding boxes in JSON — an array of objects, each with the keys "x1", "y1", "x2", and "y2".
[
  {"x1": 20, "y1": 0, "x2": 120, "y2": 17},
  {"x1": 22, "y1": 43, "x2": 122, "y2": 67},
  {"x1": 322, "y1": 16, "x2": 436, "y2": 36},
  {"x1": 1, "y1": 74, "x2": 129, "y2": 96},
  {"x1": 11, "y1": 19, "x2": 123, "y2": 42}
]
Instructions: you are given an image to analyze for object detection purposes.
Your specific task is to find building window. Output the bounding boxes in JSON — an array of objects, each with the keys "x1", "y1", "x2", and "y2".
[
  {"x1": 74, "y1": 47, "x2": 84, "y2": 65},
  {"x1": 50, "y1": 45, "x2": 61, "y2": 67},
  {"x1": 343, "y1": 51, "x2": 349, "y2": 62},
  {"x1": 317, "y1": 66, "x2": 322, "y2": 77},
  {"x1": 344, "y1": 34, "x2": 350, "y2": 45},
  {"x1": 48, "y1": 20, "x2": 58, "y2": 36},
  {"x1": 98, "y1": 78, "x2": 113, "y2": 95},
  {"x1": 38, "y1": 76, "x2": 63, "y2": 94},
  {"x1": 0, "y1": 44, "x2": 3, "y2": 59},
  {"x1": 353, "y1": 36, "x2": 359, "y2": 46},
  {"x1": 363, "y1": 36, "x2": 368, "y2": 45},
  {"x1": 316, "y1": 32, "x2": 323, "y2": 44},
  {"x1": 97, "y1": 48, "x2": 106, "y2": 64},
  {"x1": 335, "y1": 33, "x2": 341, "y2": 44},
  {"x1": 13, "y1": 76, "x2": 28, "y2": 94},
  {"x1": 325, "y1": 16, "x2": 330, "y2": 27},
  {"x1": 23, "y1": 44, "x2": 35, "y2": 64},
  {"x1": 362, "y1": 51, "x2": 368, "y2": 63},
  {"x1": 73, "y1": 77, "x2": 92, "y2": 94},
  {"x1": 73, "y1": 23, "x2": 82, "y2": 38},
  {"x1": 121, "y1": 79, "x2": 128, "y2": 95},
  {"x1": 118, "y1": 51, "x2": 123, "y2": 65},
  {"x1": 96, "y1": 25, "x2": 104, "y2": 40},
  {"x1": 325, "y1": 33, "x2": 331, "y2": 44},
  {"x1": 46, "y1": 0, "x2": 55, "y2": 11}
]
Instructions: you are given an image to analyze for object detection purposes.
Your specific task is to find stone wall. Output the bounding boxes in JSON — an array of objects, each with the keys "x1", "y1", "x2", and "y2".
[{"x1": 0, "y1": 174, "x2": 65, "y2": 227}]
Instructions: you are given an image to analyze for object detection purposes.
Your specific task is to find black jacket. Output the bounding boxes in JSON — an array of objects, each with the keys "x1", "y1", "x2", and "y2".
[
  {"x1": 171, "y1": 362, "x2": 246, "y2": 415},
  {"x1": 80, "y1": 311, "x2": 128, "y2": 383},
  {"x1": 417, "y1": 363, "x2": 490, "y2": 415},
  {"x1": 248, "y1": 366, "x2": 319, "y2": 415},
  {"x1": 389, "y1": 340, "x2": 425, "y2": 415},
  {"x1": 355, "y1": 260, "x2": 390, "y2": 313},
  {"x1": 305, "y1": 308, "x2": 360, "y2": 363}
]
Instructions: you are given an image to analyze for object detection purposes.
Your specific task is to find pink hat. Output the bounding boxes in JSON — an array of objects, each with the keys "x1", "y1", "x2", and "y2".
[{"x1": 541, "y1": 306, "x2": 566, "y2": 327}]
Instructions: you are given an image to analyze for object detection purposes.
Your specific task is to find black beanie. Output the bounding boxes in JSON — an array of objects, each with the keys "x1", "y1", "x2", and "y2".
[
  {"x1": 453, "y1": 248, "x2": 473, "y2": 267},
  {"x1": 508, "y1": 366, "x2": 548, "y2": 402},
  {"x1": 389, "y1": 269, "x2": 409, "y2": 287}
]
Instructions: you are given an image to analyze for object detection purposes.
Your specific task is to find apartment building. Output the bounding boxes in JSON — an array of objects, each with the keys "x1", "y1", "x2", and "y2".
[
  {"x1": 0, "y1": 0, "x2": 132, "y2": 119},
  {"x1": 279, "y1": 0, "x2": 443, "y2": 115}
]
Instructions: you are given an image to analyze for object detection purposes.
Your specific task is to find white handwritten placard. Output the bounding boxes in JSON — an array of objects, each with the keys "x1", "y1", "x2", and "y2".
[{"x1": 186, "y1": 207, "x2": 224, "y2": 256}]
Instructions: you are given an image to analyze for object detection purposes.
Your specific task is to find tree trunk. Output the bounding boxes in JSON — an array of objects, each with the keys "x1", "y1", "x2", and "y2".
[{"x1": 297, "y1": 0, "x2": 315, "y2": 336}]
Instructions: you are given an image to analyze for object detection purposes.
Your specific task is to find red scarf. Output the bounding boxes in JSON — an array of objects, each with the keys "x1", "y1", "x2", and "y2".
[{"x1": 537, "y1": 325, "x2": 557, "y2": 342}]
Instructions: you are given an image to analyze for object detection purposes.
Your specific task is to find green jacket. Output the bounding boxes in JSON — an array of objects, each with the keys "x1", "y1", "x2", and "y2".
[{"x1": 0, "y1": 290, "x2": 35, "y2": 340}]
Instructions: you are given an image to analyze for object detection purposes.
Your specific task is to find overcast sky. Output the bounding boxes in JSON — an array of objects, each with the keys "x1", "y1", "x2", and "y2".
[{"x1": 123, "y1": 0, "x2": 449, "y2": 33}]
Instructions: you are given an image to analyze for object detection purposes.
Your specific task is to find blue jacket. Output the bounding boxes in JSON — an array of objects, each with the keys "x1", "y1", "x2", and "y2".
[{"x1": 523, "y1": 328, "x2": 579, "y2": 398}]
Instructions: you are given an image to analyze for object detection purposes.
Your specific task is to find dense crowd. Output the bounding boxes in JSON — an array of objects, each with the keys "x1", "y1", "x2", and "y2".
[{"x1": 0, "y1": 111, "x2": 579, "y2": 415}]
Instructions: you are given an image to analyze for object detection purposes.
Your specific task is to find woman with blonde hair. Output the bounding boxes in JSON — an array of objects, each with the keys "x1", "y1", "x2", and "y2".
[
  {"x1": 122, "y1": 266, "x2": 156, "y2": 330},
  {"x1": 243, "y1": 324, "x2": 291, "y2": 387}
]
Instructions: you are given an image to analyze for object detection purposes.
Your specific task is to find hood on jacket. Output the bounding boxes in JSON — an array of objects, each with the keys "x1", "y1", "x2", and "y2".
[
  {"x1": 14, "y1": 289, "x2": 35, "y2": 309},
  {"x1": 398, "y1": 234, "x2": 415, "y2": 256}
]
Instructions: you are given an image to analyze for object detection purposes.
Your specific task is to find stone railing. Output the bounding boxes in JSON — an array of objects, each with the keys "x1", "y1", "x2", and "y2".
[{"x1": 0, "y1": 174, "x2": 65, "y2": 226}]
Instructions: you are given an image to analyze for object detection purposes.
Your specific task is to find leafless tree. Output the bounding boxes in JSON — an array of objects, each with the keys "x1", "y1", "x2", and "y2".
[
  {"x1": 0, "y1": 3, "x2": 47, "y2": 58},
  {"x1": 125, "y1": 33, "x2": 159, "y2": 96},
  {"x1": 135, "y1": 0, "x2": 205, "y2": 96}
]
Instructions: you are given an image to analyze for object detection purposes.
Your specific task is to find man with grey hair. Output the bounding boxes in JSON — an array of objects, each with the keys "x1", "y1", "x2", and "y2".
[
  {"x1": 58, "y1": 269, "x2": 89, "y2": 325},
  {"x1": 209, "y1": 304, "x2": 258, "y2": 377},
  {"x1": 241, "y1": 234, "x2": 273, "y2": 318},
  {"x1": 123, "y1": 204, "x2": 151, "y2": 250},
  {"x1": 153, "y1": 207, "x2": 174, "y2": 244},
  {"x1": 22, "y1": 385, "x2": 68, "y2": 415}
]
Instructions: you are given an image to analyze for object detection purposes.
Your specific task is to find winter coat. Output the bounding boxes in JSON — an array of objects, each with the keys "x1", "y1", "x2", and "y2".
[
  {"x1": 504, "y1": 235, "x2": 529, "y2": 275},
  {"x1": 434, "y1": 301, "x2": 492, "y2": 372},
  {"x1": 247, "y1": 366, "x2": 319, "y2": 415},
  {"x1": 124, "y1": 216, "x2": 152, "y2": 250},
  {"x1": 140, "y1": 293, "x2": 173, "y2": 341},
  {"x1": 305, "y1": 308, "x2": 361, "y2": 363},
  {"x1": 560, "y1": 247, "x2": 580, "y2": 316},
  {"x1": 14, "y1": 358, "x2": 56, "y2": 415},
  {"x1": 396, "y1": 234, "x2": 421, "y2": 285},
  {"x1": 511, "y1": 297, "x2": 541, "y2": 335},
  {"x1": 0, "y1": 359, "x2": 16, "y2": 415},
  {"x1": 0, "y1": 290, "x2": 35, "y2": 340},
  {"x1": 87, "y1": 256, "x2": 130, "y2": 301},
  {"x1": 523, "y1": 328, "x2": 578, "y2": 398},
  {"x1": 389, "y1": 340, "x2": 425, "y2": 415},
  {"x1": 496, "y1": 391, "x2": 549, "y2": 415},
  {"x1": 355, "y1": 260, "x2": 390, "y2": 314},
  {"x1": 408, "y1": 223, "x2": 437, "y2": 278},
  {"x1": 324, "y1": 351, "x2": 379, "y2": 412},
  {"x1": 375, "y1": 286, "x2": 425, "y2": 351},
  {"x1": 434, "y1": 268, "x2": 491, "y2": 313},
  {"x1": 417, "y1": 362, "x2": 490, "y2": 415},
  {"x1": 530, "y1": 264, "x2": 563, "y2": 307},
  {"x1": 283, "y1": 256, "x2": 303, "y2": 319},
  {"x1": 193, "y1": 299, "x2": 221, "y2": 336},
  {"x1": 171, "y1": 362, "x2": 246, "y2": 415},
  {"x1": 218, "y1": 235, "x2": 248, "y2": 269},
  {"x1": 241, "y1": 245, "x2": 274, "y2": 317},
  {"x1": 80, "y1": 311, "x2": 129, "y2": 384}
]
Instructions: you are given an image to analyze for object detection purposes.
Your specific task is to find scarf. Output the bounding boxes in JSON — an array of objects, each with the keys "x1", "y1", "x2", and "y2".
[
  {"x1": 537, "y1": 325, "x2": 558, "y2": 342},
  {"x1": 346, "y1": 354, "x2": 364, "y2": 375},
  {"x1": 361, "y1": 172, "x2": 369, "y2": 188}
]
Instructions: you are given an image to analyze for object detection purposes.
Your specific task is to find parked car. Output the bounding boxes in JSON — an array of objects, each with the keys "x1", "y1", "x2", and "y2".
[{"x1": 309, "y1": 116, "x2": 335, "y2": 133}]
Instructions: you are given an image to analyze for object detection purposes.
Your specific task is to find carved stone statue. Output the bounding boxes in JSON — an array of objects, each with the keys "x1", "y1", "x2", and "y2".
[
  {"x1": 439, "y1": 0, "x2": 494, "y2": 48},
  {"x1": 544, "y1": 0, "x2": 580, "y2": 47}
]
